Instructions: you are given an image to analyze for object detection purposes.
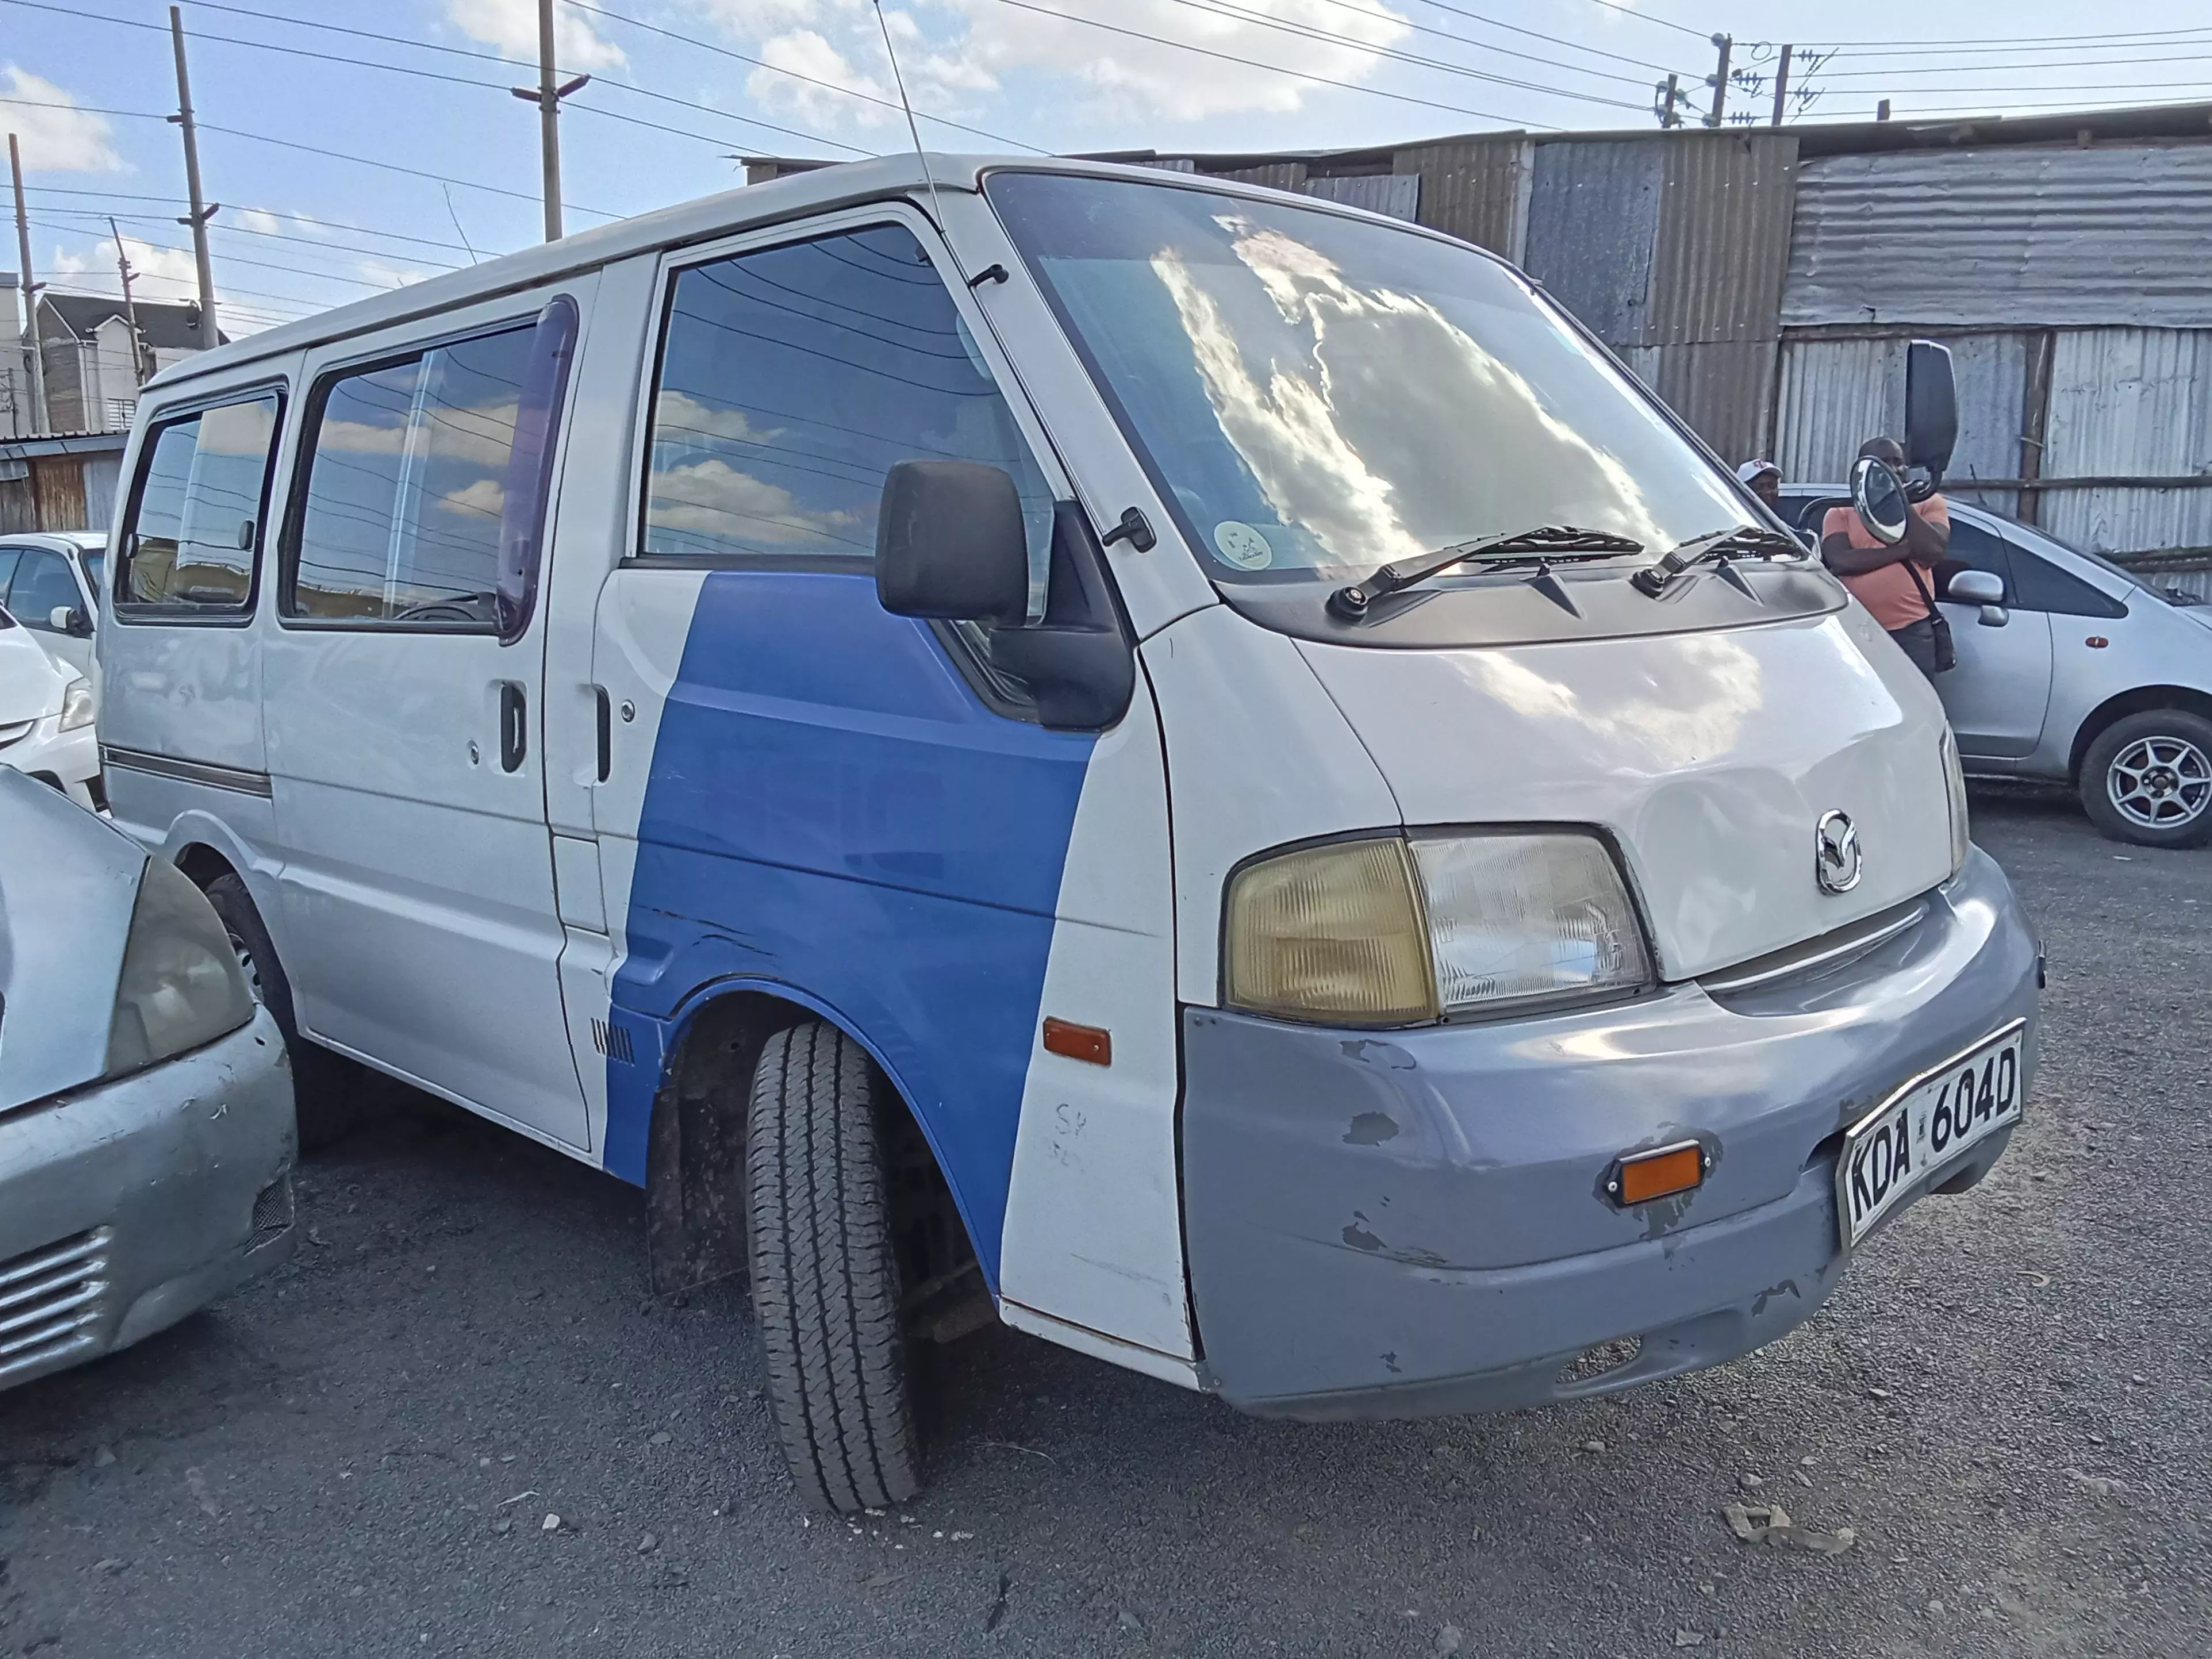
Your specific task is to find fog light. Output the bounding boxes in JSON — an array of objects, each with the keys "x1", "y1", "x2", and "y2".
[{"x1": 1609, "y1": 1141, "x2": 1706, "y2": 1206}]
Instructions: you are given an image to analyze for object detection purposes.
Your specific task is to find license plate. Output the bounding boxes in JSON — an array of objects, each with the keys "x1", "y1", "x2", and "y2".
[{"x1": 1836, "y1": 1022, "x2": 2025, "y2": 1249}]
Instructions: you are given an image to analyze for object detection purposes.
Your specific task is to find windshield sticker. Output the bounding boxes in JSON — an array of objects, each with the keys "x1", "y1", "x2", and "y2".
[{"x1": 1213, "y1": 521, "x2": 1274, "y2": 570}]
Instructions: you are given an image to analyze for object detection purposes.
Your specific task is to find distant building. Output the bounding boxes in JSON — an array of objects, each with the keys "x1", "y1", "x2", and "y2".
[{"x1": 3, "y1": 293, "x2": 225, "y2": 438}]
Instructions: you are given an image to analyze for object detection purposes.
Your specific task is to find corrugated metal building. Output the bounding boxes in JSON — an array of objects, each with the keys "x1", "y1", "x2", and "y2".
[
  {"x1": 0, "y1": 432, "x2": 126, "y2": 536},
  {"x1": 742, "y1": 103, "x2": 2212, "y2": 577}
]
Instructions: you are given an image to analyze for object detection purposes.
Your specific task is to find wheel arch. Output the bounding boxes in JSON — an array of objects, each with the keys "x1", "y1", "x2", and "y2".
[
  {"x1": 2067, "y1": 685, "x2": 2212, "y2": 782},
  {"x1": 640, "y1": 977, "x2": 986, "y2": 1305}
]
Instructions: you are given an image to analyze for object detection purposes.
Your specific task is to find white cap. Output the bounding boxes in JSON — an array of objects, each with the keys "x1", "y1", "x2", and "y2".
[{"x1": 1736, "y1": 459, "x2": 1780, "y2": 483}]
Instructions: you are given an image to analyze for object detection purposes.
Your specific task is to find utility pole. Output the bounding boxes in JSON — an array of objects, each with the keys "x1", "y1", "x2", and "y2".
[
  {"x1": 1771, "y1": 44, "x2": 1793, "y2": 126},
  {"x1": 109, "y1": 217, "x2": 152, "y2": 387},
  {"x1": 1660, "y1": 71, "x2": 1681, "y2": 128},
  {"x1": 168, "y1": 6, "x2": 221, "y2": 350},
  {"x1": 7, "y1": 133, "x2": 47, "y2": 435},
  {"x1": 1706, "y1": 34, "x2": 1733, "y2": 127},
  {"x1": 512, "y1": 0, "x2": 589, "y2": 242}
]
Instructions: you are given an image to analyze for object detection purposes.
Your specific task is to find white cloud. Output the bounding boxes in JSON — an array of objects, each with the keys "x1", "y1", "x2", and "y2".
[
  {"x1": 685, "y1": 0, "x2": 1410, "y2": 131},
  {"x1": 234, "y1": 207, "x2": 285, "y2": 237},
  {"x1": 442, "y1": 0, "x2": 624, "y2": 71},
  {"x1": 1, "y1": 67, "x2": 124, "y2": 171},
  {"x1": 49, "y1": 232, "x2": 199, "y2": 300}
]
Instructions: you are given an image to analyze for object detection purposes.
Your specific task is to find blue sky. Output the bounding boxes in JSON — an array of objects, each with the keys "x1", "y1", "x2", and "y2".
[{"x1": 6, "y1": 0, "x2": 2211, "y2": 334}]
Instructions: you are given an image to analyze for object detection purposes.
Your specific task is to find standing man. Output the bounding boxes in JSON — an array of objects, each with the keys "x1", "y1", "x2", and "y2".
[
  {"x1": 1737, "y1": 458, "x2": 1782, "y2": 510},
  {"x1": 1821, "y1": 437, "x2": 1950, "y2": 679}
]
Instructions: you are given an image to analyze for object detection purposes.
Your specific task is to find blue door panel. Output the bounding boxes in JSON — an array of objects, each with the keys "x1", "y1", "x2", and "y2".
[{"x1": 608, "y1": 569, "x2": 1095, "y2": 1282}]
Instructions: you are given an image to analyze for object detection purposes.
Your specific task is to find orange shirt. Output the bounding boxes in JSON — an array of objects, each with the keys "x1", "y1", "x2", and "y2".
[{"x1": 1822, "y1": 496, "x2": 1950, "y2": 632}]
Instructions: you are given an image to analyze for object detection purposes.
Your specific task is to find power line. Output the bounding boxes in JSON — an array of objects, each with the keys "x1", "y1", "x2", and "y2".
[
  {"x1": 1576, "y1": 0, "x2": 1710, "y2": 41},
  {"x1": 1148, "y1": 0, "x2": 1654, "y2": 109},
  {"x1": 29, "y1": 214, "x2": 402, "y2": 297},
  {"x1": 1411, "y1": 0, "x2": 1688, "y2": 74},
  {"x1": 1798, "y1": 24, "x2": 2212, "y2": 50},
  {"x1": 1815, "y1": 54, "x2": 2212, "y2": 79},
  {"x1": 563, "y1": 0, "x2": 1052, "y2": 154},
  {"x1": 976, "y1": 0, "x2": 1550, "y2": 127},
  {"x1": 0, "y1": 95, "x2": 624, "y2": 219},
  {"x1": 35, "y1": 203, "x2": 469, "y2": 270},
  {"x1": 1276, "y1": 0, "x2": 1680, "y2": 85},
  {"x1": 27, "y1": 186, "x2": 487, "y2": 256}
]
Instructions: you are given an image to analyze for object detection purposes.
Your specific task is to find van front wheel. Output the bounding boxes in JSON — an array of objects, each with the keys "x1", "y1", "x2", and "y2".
[
  {"x1": 745, "y1": 1020, "x2": 923, "y2": 1512},
  {"x1": 2080, "y1": 709, "x2": 2212, "y2": 849},
  {"x1": 202, "y1": 873, "x2": 361, "y2": 1149}
]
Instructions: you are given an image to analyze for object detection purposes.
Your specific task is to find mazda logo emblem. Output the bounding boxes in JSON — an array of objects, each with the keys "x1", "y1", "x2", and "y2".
[{"x1": 1815, "y1": 810, "x2": 1862, "y2": 894}]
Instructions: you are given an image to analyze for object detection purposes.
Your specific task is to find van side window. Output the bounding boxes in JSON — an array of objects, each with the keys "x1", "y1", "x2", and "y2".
[
  {"x1": 117, "y1": 393, "x2": 282, "y2": 613},
  {"x1": 286, "y1": 324, "x2": 539, "y2": 628},
  {"x1": 642, "y1": 224, "x2": 1054, "y2": 571}
]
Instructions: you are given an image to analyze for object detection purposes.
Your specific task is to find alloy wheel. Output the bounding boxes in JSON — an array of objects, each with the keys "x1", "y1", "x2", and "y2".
[{"x1": 2106, "y1": 734, "x2": 2212, "y2": 831}]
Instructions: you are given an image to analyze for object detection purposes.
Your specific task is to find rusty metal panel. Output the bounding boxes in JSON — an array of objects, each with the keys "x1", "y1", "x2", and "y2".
[
  {"x1": 1774, "y1": 335, "x2": 1902, "y2": 485},
  {"x1": 1393, "y1": 137, "x2": 1528, "y2": 256},
  {"x1": 1646, "y1": 131, "x2": 1798, "y2": 347},
  {"x1": 2042, "y1": 327, "x2": 2212, "y2": 555},
  {"x1": 82, "y1": 452, "x2": 121, "y2": 539},
  {"x1": 0, "y1": 476, "x2": 32, "y2": 535},
  {"x1": 1784, "y1": 145, "x2": 2212, "y2": 329},
  {"x1": 1209, "y1": 161, "x2": 1308, "y2": 194},
  {"x1": 1521, "y1": 141, "x2": 1664, "y2": 344},
  {"x1": 1929, "y1": 332, "x2": 2034, "y2": 518},
  {"x1": 1301, "y1": 173, "x2": 1419, "y2": 222},
  {"x1": 29, "y1": 456, "x2": 86, "y2": 532},
  {"x1": 1643, "y1": 339, "x2": 1779, "y2": 469}
]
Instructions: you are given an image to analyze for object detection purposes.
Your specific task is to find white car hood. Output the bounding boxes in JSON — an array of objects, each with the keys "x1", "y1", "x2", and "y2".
[
  {"x1": 0, "y1": 624, "x2": 69, "y2": 721},
  {"x1": 1295, "y1": 607, "x2": 1957, "y2": 980}
]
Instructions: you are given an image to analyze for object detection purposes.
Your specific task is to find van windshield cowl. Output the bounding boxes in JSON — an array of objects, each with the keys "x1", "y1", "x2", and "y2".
[{"x1": 988, "y1": 171, "x2": 1840, "y2": 648}]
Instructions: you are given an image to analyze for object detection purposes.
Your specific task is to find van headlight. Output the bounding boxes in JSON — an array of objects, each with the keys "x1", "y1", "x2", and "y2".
[
  {"x1": 1224, "y1": 830, "x2": 1653, "y2": 1025},
  {"x1": 59, "y1": 677, "x2": 94, "y2": 731},
  {"x1": 104, "y1": 858, "x2": 257, "y2": 1079},
  {"x1": 1940, "y1": 727, "x2": 1970, "y2": 876}
]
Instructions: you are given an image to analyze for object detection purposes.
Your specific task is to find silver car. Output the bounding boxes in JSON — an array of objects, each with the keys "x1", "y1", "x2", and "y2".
[
  {"x1": 0, "y1": 770, "x2": 296, "y2": 1391},
  {"x1": 1785, "y1": 490, "x2": 2212, "y2": 848}
]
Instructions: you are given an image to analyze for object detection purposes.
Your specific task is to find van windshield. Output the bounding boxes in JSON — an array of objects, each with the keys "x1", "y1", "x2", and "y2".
[{"x1": 989, "y1": 171, "x2": 1749, "y2": 588}]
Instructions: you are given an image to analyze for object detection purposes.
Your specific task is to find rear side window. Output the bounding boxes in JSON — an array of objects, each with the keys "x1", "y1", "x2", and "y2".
[
  {"x1": 642, "y1": 223, "x2": 1053, "y2": 569},
  {"x1": 118, "y1": 393, "x2": 282, "y2": 613},
  {"x1": 285, "y1": 300, "x2": 576, "y2": 635},
  {"x1": 2007, "y1": 547, "x2": 2129, "y2": 619},
  {"x1": 1938, "y1": 517, "x2": 2014, "y2": 600}
]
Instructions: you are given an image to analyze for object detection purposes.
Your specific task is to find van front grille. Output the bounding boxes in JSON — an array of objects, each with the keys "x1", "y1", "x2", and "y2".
[{"x1": 0, "y1": 1228, "x2": 112, "y2": 1384}]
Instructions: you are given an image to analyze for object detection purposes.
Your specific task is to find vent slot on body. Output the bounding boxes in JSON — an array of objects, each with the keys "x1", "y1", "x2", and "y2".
[{"x1": 0, "y1": 1227, "x2": 112, "y2": 1383}]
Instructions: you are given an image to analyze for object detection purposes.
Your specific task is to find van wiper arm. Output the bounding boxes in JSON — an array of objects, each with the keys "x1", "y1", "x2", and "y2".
[
  {"x1": 1631, "y1": 525, "x2": 1804, "y2": 597},
  {"x1": 1328, "y1": 525, "x2": 1644, "y2": 621}
]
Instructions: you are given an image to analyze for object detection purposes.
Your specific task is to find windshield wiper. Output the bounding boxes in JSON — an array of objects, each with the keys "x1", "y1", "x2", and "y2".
[
  {"x1": 1327, "y1": 525, "x2": 1644, "y2": 621},
  {"x1": 1631, "y1": 524, "x2": 1805, "y2": 598}
]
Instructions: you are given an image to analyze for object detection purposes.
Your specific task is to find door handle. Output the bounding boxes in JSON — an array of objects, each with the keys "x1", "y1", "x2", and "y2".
[
  {"x1": 594, "y1": 685, "x2": 611, "y2": 783},
  {"x1": 499, "y1": 681, "x2": 528, "y2": 772}
]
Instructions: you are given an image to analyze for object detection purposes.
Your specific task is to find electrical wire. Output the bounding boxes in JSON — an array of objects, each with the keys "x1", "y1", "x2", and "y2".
[
  {"x1": 563, "y1": 0, "x2": 1051, "y2": 154},
  {"x1": 30, "y1": 215, "x2": 405, "y2": 298},
  {"x1": 1145, "y1": 0, "x2": 1654, "y2": 109},
  {"x1": 27, "y1": 187, "x2": 488, "y2": 257},
  {"x1": 1248, "y1": 0, "x2": 1679, "y2": 85},
  {"x1": 33, "y1": 204, "x2": 469, "y2": 271},
  {"x1": 975, "y1": 0, "x2": 1548, "y2": 126},
  {"x1": 1411, "y1": 0, "x2": 1689, "y2": 74},
  {"x1": 1575, "y1": 0, "x2": 1710, "y2": 41}
]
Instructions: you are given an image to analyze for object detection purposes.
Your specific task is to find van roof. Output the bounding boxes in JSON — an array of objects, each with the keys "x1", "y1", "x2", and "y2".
[{"x1": 145, "y1": 153, "x2": 1382, "y2": 395}]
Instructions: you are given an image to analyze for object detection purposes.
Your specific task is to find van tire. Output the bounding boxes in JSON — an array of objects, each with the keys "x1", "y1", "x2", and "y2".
[
  {"x1": 745, "y1": 1020, "x2": 922, "y2": 1513},
  {"x1": 2078, "y1": 709, "x2": 2212, "y2": 849},
  {"x1": 202, "y1": 873, "x2": 361, "y2": 1150}
]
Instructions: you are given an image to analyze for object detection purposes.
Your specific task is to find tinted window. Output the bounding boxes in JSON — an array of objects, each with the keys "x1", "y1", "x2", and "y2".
[
  {"x1": 2008, "y1": 547, "x2": 2128, "y2": 619},
  {"x1": 0, "y1": 551, "x2": 18, "y2": 603},
  {"x1": 119, "y1": 394, "x2": 282, "y2": 611},
  {"x1": 1938, "y1": 517, "x2": 2014, "y2": 600},
  {"x1": 8, "y1": 551, "x2": 81, "y2": 631},
  {"x1": 287, "y1": 326, "x2": 533, "y2": 626},
  {"x1": 642, "y1": 224, "x2": 1052, "y2": 572}
]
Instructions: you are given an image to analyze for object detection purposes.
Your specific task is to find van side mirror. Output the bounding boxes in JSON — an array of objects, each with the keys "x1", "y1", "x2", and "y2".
[
  {"x1": 1850, "y1": 456, "x2": 1911, "y2": 546},
  {"x1": 1905, "y1": 340, "x2": 1957, "y2": 483},
  {"x1": 876, "y1": 460, "x2": 1030, "y2": 624}
]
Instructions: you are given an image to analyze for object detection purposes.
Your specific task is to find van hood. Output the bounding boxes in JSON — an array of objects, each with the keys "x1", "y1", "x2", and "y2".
[
  {"x1": 1296, "y1": 608, "x2": 1956, "y2": 980},
  {"x1": 0, "y1": 627, "x2": 69, "y2": 721}
]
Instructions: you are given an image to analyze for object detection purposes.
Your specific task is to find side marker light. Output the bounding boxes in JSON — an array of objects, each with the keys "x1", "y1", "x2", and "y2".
[{"x1": 1608, "y1": 1141, "x2": 1707, "y2": 1206}]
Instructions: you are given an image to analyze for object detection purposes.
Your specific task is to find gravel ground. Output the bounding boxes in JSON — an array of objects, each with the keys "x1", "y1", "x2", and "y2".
[{"x1": 3, "y1": 786, "x2": 2207, "y2": 1658}]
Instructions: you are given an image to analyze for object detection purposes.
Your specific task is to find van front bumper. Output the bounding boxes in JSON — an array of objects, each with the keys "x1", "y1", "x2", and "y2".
[
  {"x1": 0, "y1": 1009, "x2": 297, "y2": 1393},
  {"x1": 1181, "y1": 848, "x2": 2039, "y2": 1419}
]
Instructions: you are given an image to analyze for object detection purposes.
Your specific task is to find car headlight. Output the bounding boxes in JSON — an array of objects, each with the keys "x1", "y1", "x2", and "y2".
[
  {"x1": 59, "y1": 677, "x2": 94, "y2": 731},
  {"x1": 1940, "y1": 726, "x2": 1970, "y2": 876},
  {"x1": 1224, "y1": 830, "x2": 1653, "y2": 1025},
  {"x1": 103, "y1": 858, "x2": 256, "y2": 1079}
]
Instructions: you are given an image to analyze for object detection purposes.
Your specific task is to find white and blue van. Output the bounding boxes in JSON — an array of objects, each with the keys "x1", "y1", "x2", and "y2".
[{"x1": 96, "y1": 157, "x2": 2041, "y2": 1511}]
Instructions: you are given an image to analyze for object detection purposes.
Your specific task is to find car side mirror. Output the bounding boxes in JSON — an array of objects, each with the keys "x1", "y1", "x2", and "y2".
[
  {"x1": 1850, "y1": 456, "x2": 1912, "y2": 546},
  {"x1": 48, "y1": 604, "x2": 90, "y2": 637},
  {"x1": 1905, "y1": 340, "x2": 1958, "y2": 484},
  {"x1": 876, "y1": 460, "x2": 1030, "y2": 624},
  {"x1": 1947, "y1": 569, "x2": 2003, "y2": 607}
]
